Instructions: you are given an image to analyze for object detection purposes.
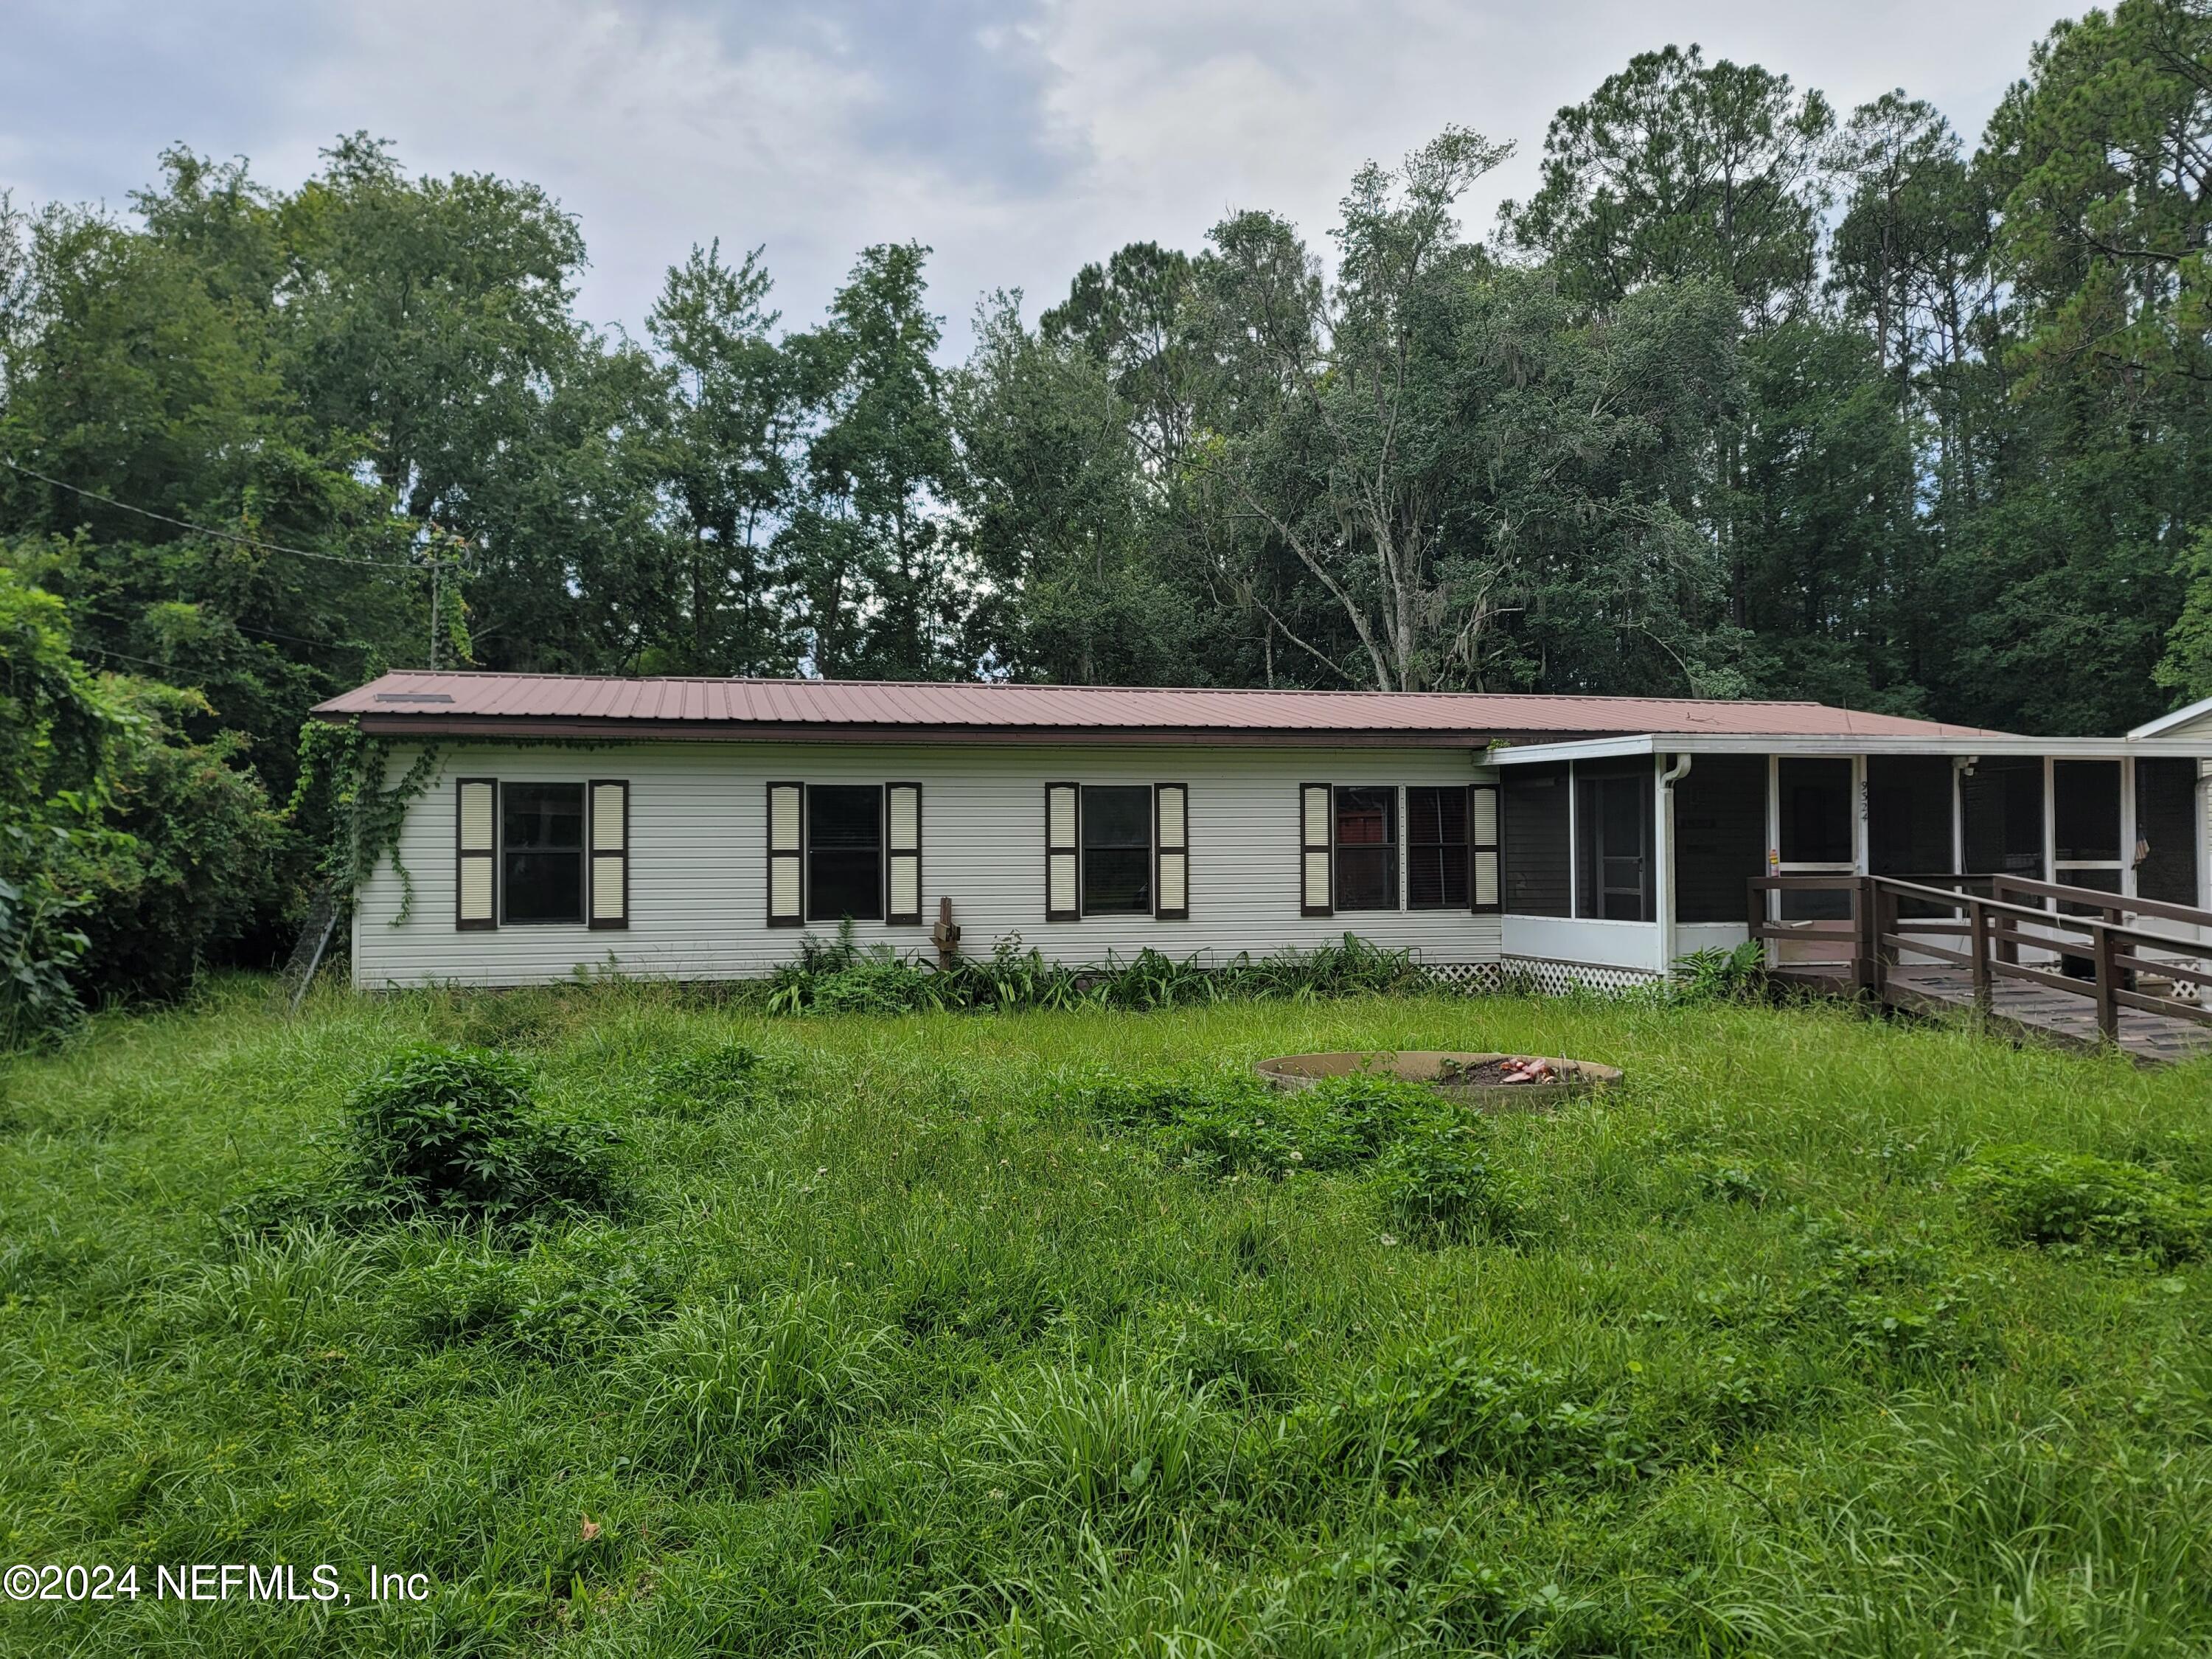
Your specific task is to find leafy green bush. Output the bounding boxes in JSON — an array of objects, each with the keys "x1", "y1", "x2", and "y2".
[
  {"x1": 1669, "y1": 940, "x2": 1767, "y2": 1003},
  {"x1": 646, "y1": 1041, "x2": 768, "y2": 1116},
  {"x1": 1373, "y1": 1121, "x2": 1528, "y2": 1244},
  {"x1": 1956, "y1": 1144, "x2": 2211, "y2": 1265},
  {"x1": 341, "y1": 1046, "x2": 620, "y2": 1225}
]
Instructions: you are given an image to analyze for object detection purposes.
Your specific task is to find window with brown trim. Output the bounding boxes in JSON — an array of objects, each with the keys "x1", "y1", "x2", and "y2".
[
  {"x1": 1406, "y1": 785, "x2": 1469, "y2": 909},
  {"x1": 501, "y1": 783, "x2": 587, "y2": 925},
  {"x1": 1332, "y1": 786, "x2": 1398, "y2": 912},
  {"x1": 807, "y1": 785, "x2": 883, "y2": 922}
]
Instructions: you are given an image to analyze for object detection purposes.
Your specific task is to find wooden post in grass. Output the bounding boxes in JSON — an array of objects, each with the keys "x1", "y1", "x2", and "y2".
[
  {"x1": 2093, "y1": 925, "x2": 2118, "y2": 1043},
  {"x1": 1969, "y1": 900, "x2": 1992, "y2": 1013}
]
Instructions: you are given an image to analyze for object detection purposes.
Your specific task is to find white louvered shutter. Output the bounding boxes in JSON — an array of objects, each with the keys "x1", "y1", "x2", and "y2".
[
  {"x1": 768, "y1": 783, "x2": 803, "y2": 925},
  {"x1": 1470, "y1": 782, "x2": 1500, "y2": 912},
  {"x1": 1155, "y1": 784, "x2": 1188, "y2": 919},
  {"x1": 1046, "y1": 783, "x2": 1079, "y2": 920},
  {"x1": 1300, "y1": 784, "x2": 1332, "y2": 916},
  {"x1": 886, "y1": 784, "x2": 922, "y2": 924},
  {"x1": 457, "y1": 779, "x2": 496, "y2": 929},
  {"x1": 590, "y1": 781, "x2": 628, "y2": 927}
]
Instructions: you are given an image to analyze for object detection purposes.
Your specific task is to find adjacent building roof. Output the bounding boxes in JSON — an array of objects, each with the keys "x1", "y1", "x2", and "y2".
[
  {"x1": 313, "y1": 669, "x2": 2007, "y2": 747},
  {"x1": 2129, "y1": 694, "x2": 2212, "y2": 741}
]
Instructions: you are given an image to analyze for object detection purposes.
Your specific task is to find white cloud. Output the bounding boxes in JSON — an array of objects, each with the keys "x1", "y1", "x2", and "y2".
[{"x1": 3, "y1": 0, "x2": 2071, "y2": 354}]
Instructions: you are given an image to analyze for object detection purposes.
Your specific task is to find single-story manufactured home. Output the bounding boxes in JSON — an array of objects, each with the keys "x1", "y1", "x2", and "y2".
[{"x1": 314, "y1": 672, "x2": 2212, "y2": 992}]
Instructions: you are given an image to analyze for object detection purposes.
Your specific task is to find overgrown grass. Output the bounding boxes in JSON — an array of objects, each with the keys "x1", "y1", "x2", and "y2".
[{"x1": 1, "y1": 975, "x2": 2210, "y2": 1655}]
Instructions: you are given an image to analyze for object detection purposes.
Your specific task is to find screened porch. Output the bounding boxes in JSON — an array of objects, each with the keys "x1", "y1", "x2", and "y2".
[{"x1": 1489, "y1": 736, "x2": 2209, "y2": 980}]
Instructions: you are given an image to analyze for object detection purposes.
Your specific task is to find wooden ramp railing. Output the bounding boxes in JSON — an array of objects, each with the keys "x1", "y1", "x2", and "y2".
[{"x1": 1747, "y1": 873, "x2": 2212, "y2": 1052}]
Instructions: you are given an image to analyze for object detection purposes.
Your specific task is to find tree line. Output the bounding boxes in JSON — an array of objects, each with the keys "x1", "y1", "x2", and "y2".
[{"x1": 1, "y1": 1, "x2": 2208, "y2": 1023}]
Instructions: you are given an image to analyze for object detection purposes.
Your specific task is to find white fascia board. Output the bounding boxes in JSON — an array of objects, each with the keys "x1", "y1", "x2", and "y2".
[{"x1": 1489, "y1": 732, "x2": 2212, "y2": 765}]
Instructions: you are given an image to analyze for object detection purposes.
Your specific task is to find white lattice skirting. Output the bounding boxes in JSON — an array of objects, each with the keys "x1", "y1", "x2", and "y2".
[{"x1": 1415, "y1": 958, "x2": 1658, "y2": 997}]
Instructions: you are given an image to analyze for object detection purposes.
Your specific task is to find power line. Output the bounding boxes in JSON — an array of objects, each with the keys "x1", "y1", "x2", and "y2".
[{"x1": 0, "y1": 455, "x2": 408, "y2": 570}]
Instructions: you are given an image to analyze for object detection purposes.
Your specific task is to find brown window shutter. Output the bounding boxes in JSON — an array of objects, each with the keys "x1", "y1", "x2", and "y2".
[
  {"x1": 1300, "y1": 783, "x2": 1333, "y2": 916},
  {"x1": 456, "y1": 778, "x2": 497, "y2": 930},
  {"x1": 1155, "y1": 784, "x2": 1189, "y2": 919},
  {"x1": 1470, "y1": 782, "x2": 1500, "y2": 914},
  {"x1": 1046, "y1": 782, "x2": 1079, "y2": 921},
  {"x1": 886, "y1": 783, "x2": 922, "y2": 924},
  {"x1": 589, "y1": 780, "x2": 629, "y2": 928},
  {"x1": 768, "y1": 782, "x2": 803, "y2": 926}
]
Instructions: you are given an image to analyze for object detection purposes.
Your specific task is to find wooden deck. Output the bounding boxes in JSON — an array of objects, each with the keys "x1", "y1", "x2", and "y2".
[{"x1": 1773, "y1": 961, "x2": 2212, "y2": 1064}]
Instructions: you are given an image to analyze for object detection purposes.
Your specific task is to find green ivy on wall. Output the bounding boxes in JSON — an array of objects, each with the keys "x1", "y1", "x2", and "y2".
[{"x1": 291, "y1": 722, "x2": 445, "y2": 925}]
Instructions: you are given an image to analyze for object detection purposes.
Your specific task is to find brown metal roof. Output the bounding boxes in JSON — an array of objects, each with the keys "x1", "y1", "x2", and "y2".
[{"x1": 313, "y1": 669, "x2": 2006, "y2": 745}]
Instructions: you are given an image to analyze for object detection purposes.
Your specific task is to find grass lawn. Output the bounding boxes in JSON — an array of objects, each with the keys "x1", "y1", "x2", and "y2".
[{"x1": 2, "y1": 979, "x2": 2210, "y2": 1656}]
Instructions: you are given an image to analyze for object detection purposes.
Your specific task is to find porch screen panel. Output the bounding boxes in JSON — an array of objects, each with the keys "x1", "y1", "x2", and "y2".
[
  {"x1": 1866, "y1": 755, "x2": 1952, "y2": 920},
  {"x1": 1499, "y1": 765, "x2": 1569, "y2": 916},
  {"x1": 589, "y1": 781, "x2": 628, "y2": 928},
  {"x1": 1300, "y1": 785, "x2": 1332, "y2": 916},
  {"x1": 767, "y1": 783, "x2": 803, "y2": 926},
  {"x1": 1470, "y1": 783, "x2": 1500, "y2": 912},
  {"x1": 1155, "y1": 785, "x2": 1189, "y2": 919},
  {"x1": 1046, "y1": 784, "x2": 1079, "y2": 921},
  {"x1": 1574, "y1": 762, "x2": 1654, "y2": 922},
  {"x1": 456, "y1": 779, "x2": 496, "y2": 930},
  {"x1": 1961, "y1": 757, "x2": 2044, "y2": 881},
  {"x1": 2136, "y1": 759, "x2": 2200, "y2": 905},
  {"x1": 1673, "y1": 755, "x2": 1766, "y2": 924},
  {"x1": 886, "y1": 785, "x2": 922, "y2": 924}
]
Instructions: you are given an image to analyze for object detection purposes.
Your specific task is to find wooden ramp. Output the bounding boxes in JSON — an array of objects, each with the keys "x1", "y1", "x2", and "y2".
[{"x1": 1756, "y1": 875, "x2": 2212, "y2": 1066}]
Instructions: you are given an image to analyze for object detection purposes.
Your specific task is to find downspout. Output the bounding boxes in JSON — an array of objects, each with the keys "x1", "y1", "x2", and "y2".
[{"x1": 1658, "y1": 752, "x2": 1692, "y2": 979}]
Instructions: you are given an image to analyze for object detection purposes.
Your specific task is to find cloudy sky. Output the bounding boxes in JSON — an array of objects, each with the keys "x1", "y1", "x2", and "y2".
[{"x1": 5, "y1": 1, "x2": 2071, "y2": 354}]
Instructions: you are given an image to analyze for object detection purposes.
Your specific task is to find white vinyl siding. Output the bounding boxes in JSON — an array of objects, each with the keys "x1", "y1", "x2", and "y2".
[{"x1": 355, "y1": 742, "x2": 1502, "y2": 987}]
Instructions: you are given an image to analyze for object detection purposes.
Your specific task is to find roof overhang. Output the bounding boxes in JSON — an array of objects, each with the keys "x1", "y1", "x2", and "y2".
[
  {"x1": 1490, "y1": 732, "x2": 2212, "y2": 765},
  {"x1": 333, "y1": 713, "x2": 1513, "y2": 749}
]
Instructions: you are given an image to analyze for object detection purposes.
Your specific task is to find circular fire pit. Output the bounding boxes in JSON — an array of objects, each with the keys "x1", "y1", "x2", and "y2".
[{"x1": 1256, "y1": 1050, "x2": 1621, "y2": 1112}]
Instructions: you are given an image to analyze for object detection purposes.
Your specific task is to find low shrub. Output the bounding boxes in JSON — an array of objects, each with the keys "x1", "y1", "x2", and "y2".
[
  {"x1": 645, "y1": 1041, "x2": 770, "y2": 1117},
  {"x1": 341, "y1": 1046, "x2": 620, "y2": 1226},
  {"x1": 765, "y1": 930, "x2": 1427, "y2": 1017},
  {"x1": 1373, "y1": 1121, "x2": 1528, "y2": 1244},
  {"x1": 1955, "y1": 1144, "x2": 2211, "y2": 1265}
]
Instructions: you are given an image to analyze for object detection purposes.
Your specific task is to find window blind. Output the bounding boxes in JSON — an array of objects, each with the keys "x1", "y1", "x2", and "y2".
[
  {"x1": 1046, "y1": 783, "x2": 1079, "y2": 920},
  {"x1": 1300, "y1": 783, "x2": 1332, "y2": 916}
]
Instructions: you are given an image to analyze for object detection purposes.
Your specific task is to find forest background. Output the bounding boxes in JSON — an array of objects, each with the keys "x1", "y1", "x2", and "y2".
[{"x1": 2, "y1": 0, "x2": 2208, "y2": 1026}]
